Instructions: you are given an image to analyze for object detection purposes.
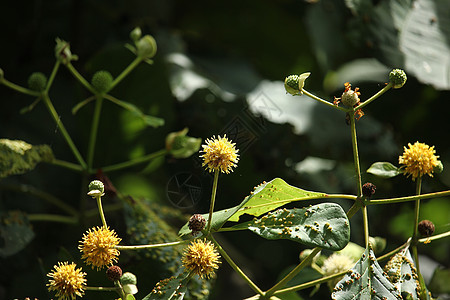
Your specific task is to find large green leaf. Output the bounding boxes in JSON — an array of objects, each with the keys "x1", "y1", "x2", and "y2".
[
  {"x1": 178, "y1": 178, "x2": 326, "y2": 236},
  {"x1": 142, "y1": 273, "x2": 188, "y2": 300},
  {"x1": 0, "y1": 139, "x2": 54, "y2": 178},
  {"x1": 228, "y1": 178, "x2": 326, "y2": 222},
  {"x1": 347, "y1": 0, "x2": 450, "y2": 90},
  {"x1": 332, "y1": 246, "x2": 402, "y2": 300},
  {"x1": 229, "y1": 203, "x2": 350, "y2": 251}
]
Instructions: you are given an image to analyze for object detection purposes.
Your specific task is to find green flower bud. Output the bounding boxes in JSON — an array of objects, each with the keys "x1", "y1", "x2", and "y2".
[
  {"x1": 27, "y1": 72, "x2": 47, "y2": 92},
  {"x1": 54, "y1": 38, "x2": 78, "y2": 64},
  {"x1": 130, "y1": 27, "x2": 142, "y2": 42},
  {"x1": 136, "y1": 35, "x2": 157, "y2": 59},
  {"x1": 389, "y1": 69, "x2": 407, "y2": 89},
  {"x1": 120, "y1": 272, "x2": 137, "y2": 285},
  {"x1": 166, "y1": 128, "x2": 201, "y2": 159},
  {"x1": 369, "y1": 236, "x2": 386, "y2": 254},
  {"x1": 434, "y1": 160, "x2": 443, "y2": 174},
  {"x1": 88, "y1": 180, "x2": 104, "y2": 195},
  {"x1": 284, "y1": 72, "x2": 310, "y2": 95},
  {"x1": 91, "y1": 70, "x2": 113, "y2": 93}
]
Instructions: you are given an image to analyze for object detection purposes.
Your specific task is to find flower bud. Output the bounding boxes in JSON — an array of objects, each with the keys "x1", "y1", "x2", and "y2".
[
  {"x1": 27, "y1": 72, "x2": 47, "y2": 92},
  {"x1": 369, "y1": 236, "x2": 386, "y2": 254},
  {"x1": 88, "y1": 180, "x2": 105, "y2": 197},
  {"x1": 166, "y1": 128, "x2": 201, "y2": 159},
  {"x1": 341, "y1": 88, "x2": 360, "y2": 107},
  {"x1": 418, "y1": 220, "x2": 435, "y2": 237},
  {"x1": 389, "y1": 69, "x2": 407, "y2": 89},
  {"x1": 91, "y1": 70, "x2": 113, "y2": 93},
  {"x1": 120, "y1": 272, "x2": 137, "y2": 285},
  {"x1": 362, "y1": 182, "x2": 376, "y2": 198},
  {"x1": 106, "y1": 265, "x2": 122, "y2": 281},
  {"x1": 433, "y1": 160, "x2": 444, "y2": 174},
  {"x1": 188, "y1": 214, "x2": 206, "y2": 234},
  {"x1": 130, "y1": 27, "x2": 142, "y2": 42},
  {"x1": 54, "y1": 38, "x2": 78, "y2": 64},
  {"x1": 284, "y1": 72, "x2": 310, "y2": 95},
  {"x1": 136, "y1": 35, "x2": 157, "y2": 59}
]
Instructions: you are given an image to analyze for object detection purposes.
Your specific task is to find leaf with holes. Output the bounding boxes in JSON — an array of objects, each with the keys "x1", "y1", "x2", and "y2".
[
  {"x1": 332, "y1": 246, "x2": 402, "y2": 300},
  {"x1": 229, "y1": 203, "x2": 350, "y2": 251},
  {"x1": 178, "y1": 178, "x2": 327, "y2": 236},
  {"x1": 142, "y1": 273, "x2": 188, "y2": 300}
]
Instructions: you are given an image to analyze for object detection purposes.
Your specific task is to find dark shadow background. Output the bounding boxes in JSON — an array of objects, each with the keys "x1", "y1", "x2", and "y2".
[{"x1": 1, "y1": 0, "x2": 449, "y2": 299}]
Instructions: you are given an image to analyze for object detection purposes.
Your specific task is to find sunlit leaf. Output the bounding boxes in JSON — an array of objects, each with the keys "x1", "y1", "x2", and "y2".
[
  {"x1": 332, "y1": 246, "x2": 402, "y2": 300},
  {"x1": 367, "y1": 162, "x2": 401, "y2": 178},
  {"x1": 228, "y1": 178, "x2": 327, "y2": 222},
  {"x1": 0, "y1": 139, "x2": 54, "y2": 178},
  {"x1": 230, "y1": 203, "x2": 350, "y2": 250}
]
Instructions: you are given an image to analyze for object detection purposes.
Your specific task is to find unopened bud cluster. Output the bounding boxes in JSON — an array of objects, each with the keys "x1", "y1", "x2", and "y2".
[
  {"x1": 418, "y1": 220, "x2": 435, "y2": 237},
  {"x1": 188, "y1": 214, "x2": 206, "y2": 234},
  {"x1": 91, "y1": 71, "x2": 113, "y2": 93},
  {"x1": 389, "y1": 69, "x2": 407, "y2": 89}
]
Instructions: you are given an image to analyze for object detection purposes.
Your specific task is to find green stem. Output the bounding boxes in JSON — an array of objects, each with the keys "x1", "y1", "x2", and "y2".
[
  {"x1": 51, "y1": 159, "x2": 84, "y2": 172},
  {"x1": 271, "y1": 270, "x2": 346, "y2": 296},
  {"x1": 85, "y1": 286, "x2": 120, "y2": 292},
  {"x1": 45, "y1": 60, "x2": 61, "y2": 93},
  {"x1": 65, "y1": 62, "x2": 97, "y2": 94},
  {"x1": 301, "y1": 89, "x2": 348, "y2": 112},
  {"x1": 41, "y1": 93, "x2": 88, "y2": 169},
  {"x1": 87, "y1": 95, "x2": 104, "y2": 168},
  {"x1": 28, "y1": 214, "x2": 78, "y2": 224},
  {"x1": 84, "y1": 203, "x2": 123, "y2": 219},
  {"x1": 109, "y1": 57, "x2": 143, "y2": 90},
  {"x1": 209, "y1": 235, "x2": 264, "y2": 296},
  {"x1": 0, "y1": 78, "x2": 41, "y2": 97},
  {"x1": 367, "y1": 190, "x2": 450, "y2": 205},
  {"x1": 116, "y1": 240, "x2": 189, "y2": 250},
  {"x1": 265, "y1": 247, "x2": 321, "y2": 297},
  {"x1": 206, "y1": 171, "x2": 220, "y2": 233},
  {"x1": 349, "y1": 109, "x2": 369, "y2": 246},
  {"x1": 96, "y1": 196, "x2": 108, "y2": 228},
  {"x1": 376, "y1": 238, "x2": 411, "y2": 262},
  {"x1": 355, "y1": 82, "x2": 393, "y2": 111},
  {"x1": 100, "y1": 149, "x2": 167, "y2": 173},
  {"x1": 346, "y1": 200, "x2": 363, "y2": 219},
  {"x1": 410, "y1": 177, "x2": 428, "y2": 299},
  {"x1": 419, "y1": 230, "x2": 450, "y2": 243}
]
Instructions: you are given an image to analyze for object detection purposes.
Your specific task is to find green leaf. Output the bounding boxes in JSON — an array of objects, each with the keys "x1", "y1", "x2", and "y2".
[
  {"x1": 229, "y1": 203, "x2": 350, "y2": 251},
  {"x1": 367, "y1": 162, "x2": 401, "y2": 178},
  {"x1": 178, "y1": 178, "x2": 326, "y2": 236},
  {"x1": 384, "y1": 248, "x2": 431, "y2": 300},
  {"x1": 228, "y1": 178, "x2": 326, "y2": 222},
  {"x1": 142, "y1": 273, "x2": 188, "y2": 300},
  {"x1": 0, "y1": 139, "x2": 54, "y2": 178},
  {"x1": 0, "y1": 211, "x2": 35, "y2": 257},
  {"x1": 331, "y1": 246, "x2": 402, "y2": 300}
]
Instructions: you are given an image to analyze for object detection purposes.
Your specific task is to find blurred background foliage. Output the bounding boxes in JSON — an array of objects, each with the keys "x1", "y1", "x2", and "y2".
[{"x1": 0, "y1": 0, "x2": 449, "y2": 299}]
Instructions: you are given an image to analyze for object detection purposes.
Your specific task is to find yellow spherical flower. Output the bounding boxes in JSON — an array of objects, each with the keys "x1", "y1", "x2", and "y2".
[
  {"x1": 182, "y1": 239, "x2": 221, "y2": 278},
  {"x1": 79, "y1": 226, "x2": 121, "y2": 270},
  {"x1": 200, "y1": 135, "x2": 239, "y2": 174},
  {"x1": 399, "y1": 141, "x2": 440, "y2": 180},
  {"x1": 47, "y1": 262, "x2": 86, "y2": 300}
]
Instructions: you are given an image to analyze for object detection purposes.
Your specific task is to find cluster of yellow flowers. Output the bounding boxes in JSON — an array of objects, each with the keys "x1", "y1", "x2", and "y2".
[
  {"x1": 399, "y1": 141, "x2": 440, "y2": 180},
  {"x1": 47, "y1": 135, "x2": 237, "y2": 299}
]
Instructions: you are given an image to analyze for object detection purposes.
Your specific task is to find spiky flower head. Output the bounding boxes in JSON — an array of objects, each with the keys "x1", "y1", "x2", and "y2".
[
  {"x1": 79, "y1": 226, "x2": 121, "y2": 270},
  {"x1": 47, "y1": 262, "x2": 86, "y2": 300},
  {"x1": 399, "y1": 141, "x2": 440, "y2": 180},
  {"x1": 200, "y1": 135, "x2": 239, "y2": 174},
  {"x1": 182, "y1": 239, "x2": 221, "y2": 279},
  {"x1": 389, "y1": 69, "x2": 407, "y2": 89}
]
